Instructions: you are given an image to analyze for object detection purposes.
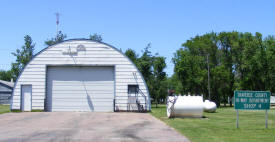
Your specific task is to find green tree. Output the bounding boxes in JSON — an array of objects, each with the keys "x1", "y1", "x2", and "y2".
[
  {"x1": 125, "y1": 49, "x2": 138, "y2": 64},
  {"x1": 166, "y1": 73, "x2": 183, "y2": 95},
  {"x1": 151, "y1": 56, "x2": 166, "y2": 107},
  {"x1": 0, "y1": 70, "x2": 12, "y2": 81},
  {"x1": 11, "y1": 35, "x2": 35, "y2": 80},
  {"x1": 217, "y1": 31, "x2": 238, "y2": 106},
  {"x1": 174, "y1": 49, "x2": 202, "y2": 94},
  {"x1": 45, "y1": 31, "x2": 67, "y2": 46},
  {"x1": 211, "y1": 65, "x2": 230, "y2": 106},
  {"x1": 173, "y1": 31, "x2": 275, "y2": 107},
  {"x1": 264, "y1": 36, "x2": 275, "y2": 92},
  {"x1": 89, "y1": 33, "x2": 103, "y2": 42},
  {"x1": 137, "y1": 44, "x2": 153, "y2": 82},
  {"x1": 125, "y1": 44, "x2": 168, "y2": 107}
]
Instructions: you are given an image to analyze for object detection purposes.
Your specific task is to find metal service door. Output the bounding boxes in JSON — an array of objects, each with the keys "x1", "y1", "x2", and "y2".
[{"x1": 21, "y1": 85, "x2": 32, "y2": 111}]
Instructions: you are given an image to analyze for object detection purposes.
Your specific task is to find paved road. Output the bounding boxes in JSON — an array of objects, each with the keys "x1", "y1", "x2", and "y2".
[{"x1": 0, "y1": 112, "x2": 190, "y2": 142}]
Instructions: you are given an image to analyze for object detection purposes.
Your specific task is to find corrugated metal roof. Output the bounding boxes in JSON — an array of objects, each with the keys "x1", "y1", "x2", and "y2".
[{"x1": 0, "y1": 80, "x2": 14, "y2": 88}]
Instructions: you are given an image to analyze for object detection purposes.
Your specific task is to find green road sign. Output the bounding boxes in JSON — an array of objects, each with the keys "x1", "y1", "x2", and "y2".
[{"x1": 234, "y1": 91, "x2": 271, "y2": 110}]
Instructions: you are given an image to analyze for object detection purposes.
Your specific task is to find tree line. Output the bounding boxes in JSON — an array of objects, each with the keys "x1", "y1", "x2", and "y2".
[
  {"x1": 173, "y1": 32, "x2": 275, "y2": 107},
  {"x1": 0, "y1": 31, "x2": 274, "y2": 107}
]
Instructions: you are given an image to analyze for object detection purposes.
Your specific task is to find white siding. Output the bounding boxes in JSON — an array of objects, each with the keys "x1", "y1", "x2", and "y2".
[{"x1": 11, "y1": 40, "x2": 150, "y2": 111}]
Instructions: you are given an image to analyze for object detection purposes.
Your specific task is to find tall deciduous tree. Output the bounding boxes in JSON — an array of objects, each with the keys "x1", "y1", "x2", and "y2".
[
  {"x1": 166, "y1": 73, "x2": 183, "y2": 95},
  {"x1": 125, "y1": 49, "x2": 138, "y2": 64},
  {"x1": 45, "y1": 31, "x2": 67, "y2": 46},
  {"x1": 137, "y1": 44, "x2": 153, "y2": 82},
  {"x1": 0, "y1": 70, "x2": 12, "y2": 81},
  {"x1": 124, "y1": 44, "x2": 167, "y2": 107},
  {"x1": 151, "y1": 56, "x2": 166, "y2": 107},
  {"x1": 264, "y1": 36, "x2": 275, "y2": 92},
  {"x1": 89, "y1": 33, "x2": 103, "y2": 42},
  {"x1": 11, "y1": 35, "x2": 35, "y2": 80}
]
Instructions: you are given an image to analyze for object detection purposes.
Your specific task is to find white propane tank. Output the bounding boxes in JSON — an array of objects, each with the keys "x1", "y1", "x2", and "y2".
[
  {"x1": 203, "y1": 100, "x2": 217, "y2": 113},
  {"x1": 167, "y1": 96, "x2": 204, "y2": 118}
]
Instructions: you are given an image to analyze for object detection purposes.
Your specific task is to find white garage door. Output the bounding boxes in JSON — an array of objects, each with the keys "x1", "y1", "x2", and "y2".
[{"x1": 46, "y1": 66, "x2": 114, "y2": 112}]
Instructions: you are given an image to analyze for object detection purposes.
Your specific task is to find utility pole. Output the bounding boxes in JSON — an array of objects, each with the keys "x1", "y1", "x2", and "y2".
[
  {"x1": 207, "y1": 54, "x2": 211, "y2": 100},
  {"x1": 55, "y1": 13, "x2": 60, "y2": 39}
]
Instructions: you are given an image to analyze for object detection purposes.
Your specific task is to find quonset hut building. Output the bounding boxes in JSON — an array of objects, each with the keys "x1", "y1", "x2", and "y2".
[{"x1": 10, "y1": 39, "x2": 150, "y2": 112}]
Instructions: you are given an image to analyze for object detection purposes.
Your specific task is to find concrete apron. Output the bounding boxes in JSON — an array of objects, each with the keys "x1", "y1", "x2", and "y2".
[{"x1": 0, "y1": 112, "x2": 190, "y2": 142}]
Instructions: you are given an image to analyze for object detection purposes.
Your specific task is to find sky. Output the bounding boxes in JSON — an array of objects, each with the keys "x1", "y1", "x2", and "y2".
[{"x1": 0, "y1": 0, "x2": 275, "y2": 76}]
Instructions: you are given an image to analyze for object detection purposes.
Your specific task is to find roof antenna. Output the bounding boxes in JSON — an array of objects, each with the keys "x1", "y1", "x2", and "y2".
[{"x1": 55, "y1": 12, "x2": 60, "y2": 39}]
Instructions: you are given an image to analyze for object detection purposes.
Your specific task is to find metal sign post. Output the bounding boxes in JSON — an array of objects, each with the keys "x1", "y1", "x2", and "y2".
[
  {"x1": 265, "y1": 110, "x2": 268, "y2": 128},
  {"x1": 236, "y1": 109, "x2": 239, "y2": 128},
  {"x1": 234, "y1": 91, "x2": 270, "y2": 129}
]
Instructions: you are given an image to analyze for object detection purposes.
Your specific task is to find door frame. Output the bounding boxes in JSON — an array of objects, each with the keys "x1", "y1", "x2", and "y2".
[{"x1": 20, "y1": 84, "x2": 32, "y2": 111}]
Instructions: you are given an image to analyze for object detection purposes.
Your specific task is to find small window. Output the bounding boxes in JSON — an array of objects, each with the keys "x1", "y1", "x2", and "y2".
[{"x1": 128, "y1": 85, "x2": 139, "y2": 94}]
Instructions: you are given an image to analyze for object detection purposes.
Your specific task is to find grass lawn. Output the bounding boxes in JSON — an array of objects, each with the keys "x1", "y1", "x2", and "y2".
[
  {"x1": 0, "y1": 105, "x2": 10, "y2": 114},
  {"x1": 151, "y1": 104, "x2": 275, "y2": 142}
]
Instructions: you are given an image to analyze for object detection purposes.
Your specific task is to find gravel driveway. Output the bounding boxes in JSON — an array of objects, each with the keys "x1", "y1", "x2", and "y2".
[{"x1": 0, "y1": 112, "x2": 189, "y2": 142}]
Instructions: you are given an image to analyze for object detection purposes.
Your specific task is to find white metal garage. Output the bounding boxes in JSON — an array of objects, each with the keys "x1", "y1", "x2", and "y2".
[
  {"x1": 46, "y1": 66, "x2": 114, "y2": 112},
  {"x1": 10, "y1": 39, "x2": 150, "y2": 112}
]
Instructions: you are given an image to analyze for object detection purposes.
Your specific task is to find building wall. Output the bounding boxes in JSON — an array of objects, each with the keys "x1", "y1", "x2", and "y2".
[
  {"x1": 11, "y1": 40, "x2": 150, "y2": 111},
  {"x1": 0, "y1": 85, "x2": 12, "y2": 104}
]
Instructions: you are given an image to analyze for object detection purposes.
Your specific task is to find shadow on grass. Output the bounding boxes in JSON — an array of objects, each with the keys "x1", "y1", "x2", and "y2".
[
  {"x1": 205, "y1": 111, "x2": 218, "y2": 113},
  {"x1": 168, "y1": 116, "x2": 209, "y2": 120},
  {"x1": 11, "y1": 109, "x2": 44, "y2": 113}
]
